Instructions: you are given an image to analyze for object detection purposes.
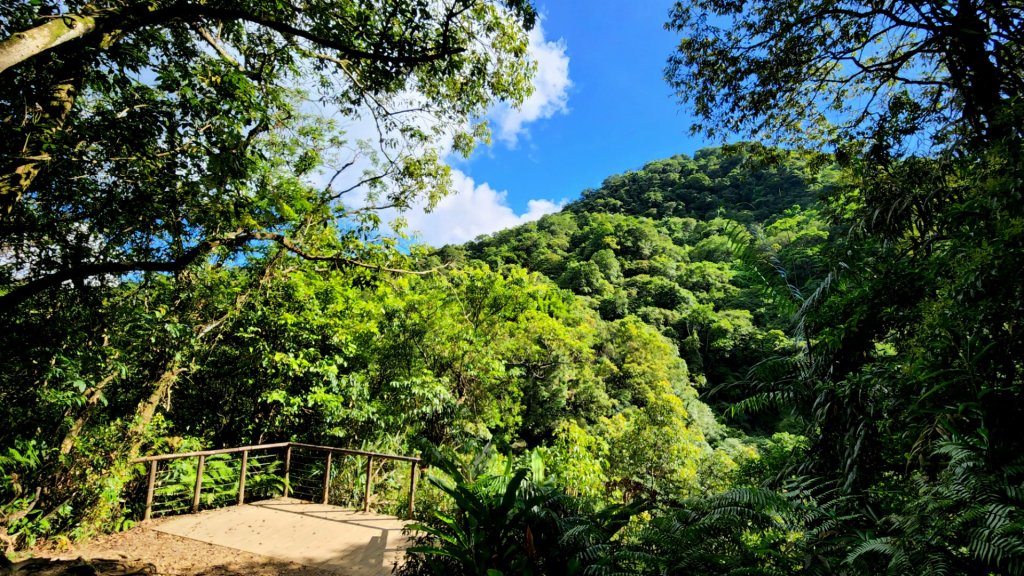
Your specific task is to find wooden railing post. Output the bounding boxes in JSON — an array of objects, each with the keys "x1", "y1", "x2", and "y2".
[
  {"x1": 322, "y1": 451, "x2": 332, "y2": 505},
  {"x1": 363, "y1": 456, "x2": 373, "y2": 512},
  {"x1": 408, "y1": 462, "x2": 418, "y2": 518},
  {"x1": 131, "y1": 442, "x2": 420, "y2": 518},
  {"x1": 191, "y1": 455, "x2": 206, "y2": 513},
  {"x1": 144, "y1": 460, "x2": 157, "y2": 521},
  {"x1": 283, "y1": 445, "x2": 292, "y2": 498},
  {"x1": 238, "y1": 449, "x2": 249, "y2": 505}
]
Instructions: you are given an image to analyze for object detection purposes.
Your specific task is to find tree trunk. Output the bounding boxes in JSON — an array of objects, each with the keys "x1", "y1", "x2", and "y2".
[
  {"x1": 59, "y1": 370, "x2": 118, "y2": 456},
  {"x1": 0, "y1": 63, "x2": 83, "y2": 218},
  {"x1": 122, "y1": 251, "x2": 285, "y2": 460},
  {"x1": 945, "y1": 0, "x2": 1010, "y2": 144},
  {"x1": 125, "y1": 361, "x2": 184, "y2": 461}
]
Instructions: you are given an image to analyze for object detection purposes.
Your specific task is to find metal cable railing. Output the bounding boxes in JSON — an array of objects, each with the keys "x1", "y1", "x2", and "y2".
[{"x1": 132, "y1": 442, "x2": 421, "y2": 521}]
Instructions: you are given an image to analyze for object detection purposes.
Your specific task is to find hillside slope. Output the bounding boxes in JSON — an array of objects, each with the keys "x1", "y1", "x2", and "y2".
[{"x1": 452, "y1": 145, "x2": 833, "y2": 425}]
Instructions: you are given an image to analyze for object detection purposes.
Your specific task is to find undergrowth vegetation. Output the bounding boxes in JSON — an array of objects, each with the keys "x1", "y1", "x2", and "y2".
[{"x1": 3, "y1": 0, "x2": 1024, "y2": 573}]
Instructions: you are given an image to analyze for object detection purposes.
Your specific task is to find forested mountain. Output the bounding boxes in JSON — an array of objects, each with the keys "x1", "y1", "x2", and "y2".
[
  {"x1": 567, "y1": 143, "x2": 836, "y2": 223},
  {"x1": 0, "y1": 139, "x2": 816, "y2": 555},
  {"x1": 455, "y1": 145, "x2": 831, "y2": 422}
]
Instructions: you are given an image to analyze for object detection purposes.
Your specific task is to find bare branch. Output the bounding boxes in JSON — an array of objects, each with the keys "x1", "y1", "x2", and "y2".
[{"x1": 248, "y1": 230, "x2": 447, "y2": 275}]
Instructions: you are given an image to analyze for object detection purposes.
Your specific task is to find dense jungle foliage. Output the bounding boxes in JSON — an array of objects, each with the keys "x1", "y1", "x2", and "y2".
[{"x1": 3, "y1": 0, "x2": 1024, "y2": 574}]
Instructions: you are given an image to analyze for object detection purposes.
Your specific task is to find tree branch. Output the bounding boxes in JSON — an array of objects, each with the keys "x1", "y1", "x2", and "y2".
[
  {"x1": 0, "y1": 228, "x2": 445, "y2": 314},
  {"x1": 0, "y1": 230, "x2": 252, "y2": 315},
  {"x1": 181, "y1": 6, "x2": 468, "y2": 66},
  {"x1": 0, "y1": 2, "x2": 467, "y2": 77},
  {"x1": 194, "y1": 24, "x2": 243, "y2": 70},
  {"x1": 247, "y1": 230, "x2": 448, "y2": 275},
  {"x1": 0, "y1": 13, "x2": 99, "y2": 74}
]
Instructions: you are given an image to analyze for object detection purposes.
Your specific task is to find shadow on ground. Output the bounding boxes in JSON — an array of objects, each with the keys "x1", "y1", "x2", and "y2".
[
  {"x1": 3, "y1": 555, "x2": 398, "y2": 576},
  {"x1": 2, "y1": 557, "x2": 157, "y2": 575}
]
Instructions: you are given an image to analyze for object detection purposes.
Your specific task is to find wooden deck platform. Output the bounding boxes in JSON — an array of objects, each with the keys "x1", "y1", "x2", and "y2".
[{"x1": 151, "y1": 498, "x2": 412, "y2": 576}]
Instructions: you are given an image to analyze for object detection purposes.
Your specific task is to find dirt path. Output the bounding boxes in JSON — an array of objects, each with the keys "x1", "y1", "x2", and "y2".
[{"x1": 32, "y1": 520, "x2": 342, "y2": 576}]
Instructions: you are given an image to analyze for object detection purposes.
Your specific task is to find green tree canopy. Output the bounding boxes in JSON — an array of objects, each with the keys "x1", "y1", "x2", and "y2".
[
  {"x1": 666, "y1": 0, "x2": 1024, "y2": 573},
  {"x1": 666, "y1": 0, "x2": 1024, "y2": 148},
  {"x1": 0, "y1": 0, "x2": 537, "y2": 313}
]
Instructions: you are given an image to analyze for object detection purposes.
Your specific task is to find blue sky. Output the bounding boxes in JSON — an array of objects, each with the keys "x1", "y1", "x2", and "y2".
[{"x1": 400, "y1": 1, "x2": 722, "y2": 245}]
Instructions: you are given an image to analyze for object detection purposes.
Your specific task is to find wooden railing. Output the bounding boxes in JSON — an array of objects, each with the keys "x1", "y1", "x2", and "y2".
[{"x1": 131, "y1": 442, "x2": 422, "y2": 521}]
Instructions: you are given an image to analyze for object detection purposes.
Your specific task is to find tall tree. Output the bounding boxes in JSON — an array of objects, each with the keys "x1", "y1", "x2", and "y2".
[
  {"x1": 0, "y1": 0, "x2": 536, "y2": 313},
  {"x1": 668, "y1": 0, "x2": 1024, "y2": 573},
  {"x1": 0, "y1": 0, "x2": 539, "y2": 547},
  {"x1": 667, "y1": 0, "x2": 1023, "y2": 149}
]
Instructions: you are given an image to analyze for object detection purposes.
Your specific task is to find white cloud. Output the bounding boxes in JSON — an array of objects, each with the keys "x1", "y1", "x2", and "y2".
[
  {"x1": 402, "y1": 169, "x2": 565, "y2": 246},
  {"x1": 318, "y1": 15, "x2": 573, "y2": 246},
  {"x1": 490, "y1": 20, "x2": 571, "y2": 147}
]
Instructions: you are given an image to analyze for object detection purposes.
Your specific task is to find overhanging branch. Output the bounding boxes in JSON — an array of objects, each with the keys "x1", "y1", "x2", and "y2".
[
  {"x1": 0, "y1": 2, "x2": 467, "y2": 77},
  {"x1": 0, "y1": 231, "x2": 250, "y2": 315},
  {"x1": 0, "y1": 229, "x2": 444, "y2": 314}
]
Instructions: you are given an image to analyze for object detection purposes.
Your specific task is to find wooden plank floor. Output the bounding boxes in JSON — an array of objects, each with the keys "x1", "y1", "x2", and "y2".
[{"x1": 151, "y1": 498, "x2": 412, "y2": 576}]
